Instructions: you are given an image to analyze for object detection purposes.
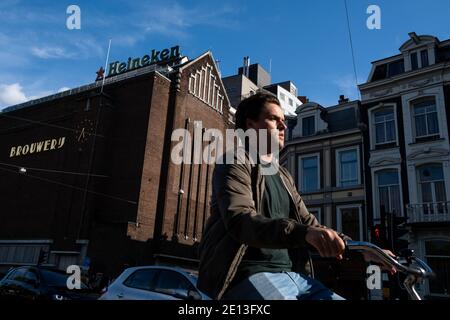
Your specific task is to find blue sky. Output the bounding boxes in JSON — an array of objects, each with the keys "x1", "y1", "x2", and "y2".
[{"x1": 0, "y1": 0, "x2": 449, "y2": 110}]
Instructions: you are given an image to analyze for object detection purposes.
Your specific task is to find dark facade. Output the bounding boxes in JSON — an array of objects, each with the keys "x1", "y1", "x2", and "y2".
[{"x1": 0, "y1": 51, "x2": 230, "y2": 280}]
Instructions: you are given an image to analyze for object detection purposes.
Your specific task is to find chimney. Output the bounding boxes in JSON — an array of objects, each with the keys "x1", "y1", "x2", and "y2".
[
  {"x1": 298, "y1": 96, "x2": 308, "y2": 104},
  {"x1": 408, "y1": 32, "x2": 420, "y2": 44},
  {"x1": 244, "y1": 56, "x2": 250, "y2": 77},
  {"x1": 338, "y1": 95, "x2": 349, "y2": 104}
]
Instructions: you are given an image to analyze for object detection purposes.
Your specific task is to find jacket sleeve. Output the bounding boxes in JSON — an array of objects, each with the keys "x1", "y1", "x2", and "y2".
[{"x1": 213, "y1": 162, "x2": 310, "y2": 249}]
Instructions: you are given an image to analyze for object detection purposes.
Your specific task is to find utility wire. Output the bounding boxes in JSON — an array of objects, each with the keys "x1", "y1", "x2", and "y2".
[
  {"x1": 0, "y1": 112, "x2": 105, "y2": 139},
  {"x1": 0, "y1": 165, "x2": 136, "y2": 205},
  {"x1": 344, "y1": 0, "x2": 362, "y2": 100},
  {"x1": 0, "y1": 161, "x2": 109, "y2": 178}
]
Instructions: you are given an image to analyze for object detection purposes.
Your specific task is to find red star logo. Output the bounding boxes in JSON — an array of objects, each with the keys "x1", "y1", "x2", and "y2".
[{"x1": 95, "y1": 67, "x2": 105, "y2": 81}]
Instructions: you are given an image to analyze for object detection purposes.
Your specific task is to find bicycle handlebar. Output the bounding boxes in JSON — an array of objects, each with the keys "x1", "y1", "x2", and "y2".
[{"x1": 345, "y1": 240, "x2": 435, "y2": 279}]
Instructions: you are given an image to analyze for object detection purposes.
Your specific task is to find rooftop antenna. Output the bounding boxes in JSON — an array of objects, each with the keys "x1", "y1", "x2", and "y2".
[{"x1": 101, "y1": 39, "x2": 112, "y2": 94}]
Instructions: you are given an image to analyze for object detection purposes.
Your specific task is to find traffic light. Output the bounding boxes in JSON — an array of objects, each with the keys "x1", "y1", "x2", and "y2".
[
  {"x1": 392, "y1": 215, "x2": 409, "y2": 251},
  {"x1": 371, "y1": 223, "x2": 387, "y2": 247}
]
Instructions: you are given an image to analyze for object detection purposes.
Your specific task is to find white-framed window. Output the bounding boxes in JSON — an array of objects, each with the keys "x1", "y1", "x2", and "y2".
[
  {"x1": 373, "y1": 107, "x2": 396, "y2": 145},
  {"x1": 336, "y1": 205, "x2": 363, "y2": 241},
  {"x1": 375, "y1": 169, "x2": 402, "y2": 217},
  {"x1": 279, "y1": 92, "x2": 285, "y2": 101},
  {"x1": 424, "y1": 240, "x2": 450, "y2": 297},
  {"x1": 308, "y1": 207, "x2": 322, "y2": 225},
  {"x1": 412, "y1": 99, "x2": 439, "y2": 138},
  {"x1": 336, "y1": 146, "x2": 360, "y2": 187},
  {"x1": 302, "y1": 115, "x2": 315, "y2": 136},
  {"x1": 421, "y1": 49, "x2": 429, "y2": 67},
  {"x1": 417, "y1": 164, "x2": 447, "y2": 214},
  {"x1": 288, "y1": 98, "x2": 293, "y2": 106},
  {"x1": 298, "y1": 153, "x2": 320, "y2": 193},
  {"x1": 411, "y1": 52, "x2": 419, "y2": 70},
  {"x1": 410, "y1": 48, "x2": 430, "y2": 71}
]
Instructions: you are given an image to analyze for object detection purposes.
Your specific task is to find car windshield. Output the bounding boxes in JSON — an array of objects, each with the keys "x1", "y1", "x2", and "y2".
[{"x1": 40, "y1": 269, "x2": 88, "y2": 289}]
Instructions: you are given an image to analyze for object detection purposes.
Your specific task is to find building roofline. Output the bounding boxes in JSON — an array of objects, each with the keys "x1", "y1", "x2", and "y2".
[
  {"x1": 179, "y1": 50, "x2": 232, "y2": 108},
  {"x1": 1, "y1": 63, "x2": 174, "y2": 113},
  {"x1": 370, "y1": 53, "x2": 403, "y2": 65}
]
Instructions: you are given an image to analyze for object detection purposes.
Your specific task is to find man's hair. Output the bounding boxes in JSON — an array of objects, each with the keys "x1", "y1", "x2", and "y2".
[{"x1": 235, "y1": 92, "x2": 281, "y2": 130}]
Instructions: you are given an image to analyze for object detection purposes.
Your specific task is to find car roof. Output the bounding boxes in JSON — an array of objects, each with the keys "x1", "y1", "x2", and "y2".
[
  {"x1": 10, "y1": 266, "x2": 67, "y2": 274},
  {"x1": 123, "y1": 265, "x2": 197, "y2": 277}
]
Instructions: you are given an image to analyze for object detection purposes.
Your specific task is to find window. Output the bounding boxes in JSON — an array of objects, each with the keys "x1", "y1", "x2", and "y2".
[
  {"x1": 308, "y1": 208, "x2": 322, "y2": 225},
  {"x1": 411, "y1": 52, "x2": 418, "y2": 70},
  {"x1": 279, "y1": 92, "x2": 285, "y2": 101},
  {"x1": 373, "y1": 108, "x2": 396, "y2": 144},
  {"x1": 23, "y1": 270, "x2": 39, "y2": 286},
  {"x1": 372, "y1": 64, "x2": 387, "y2": 81},
  {"x1": 8, "y1": 268, "x2": 26, "y2": 281},
  {"x1": 421, "y1": 50, "x2": 429, "y2": 67},
  {"x1": 388, "y1": 59, "x2": 405, "y2": 77},
  {"x1": 338, "y1": 207, "x2": 362, "y2": 241},
  {"x1": 154, "y1": 270, "x2": 195, "y2": 292},
  {"x1": 425, "y1": 240, "x2": 450, "y2": 296},
  {"x1": 418, "y1": 164, "x2": 447, "y2": 214},
  {"x1": 302, "y1": 116, "x2": 315, "y2": 136},
  {"x1": 288, "y1": 98, "x2": 293, "y2": 106},
  {"x1": 376, "y1": 170, "x2": 401, "y2": 216},
  {"x1": 413, "y1": 100, "x2": 439, "y2": 138},
  {"x1": 124, "y1": 269, "x2": 158, "y2": 291},
  {"x1": 371, "y1": 60, "x2": 404, "y2": 81},
  {"x1": 337, "y1": 149, "x2": 358, "y2": 187},
  {"x1": 299, "y1": 156, "x2": 319, "y2": 192}
]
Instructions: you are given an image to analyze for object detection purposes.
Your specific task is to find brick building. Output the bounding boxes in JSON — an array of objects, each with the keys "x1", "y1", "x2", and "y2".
[{"x1": 0, "y1": 48, "x2": 231, "y2": 280}]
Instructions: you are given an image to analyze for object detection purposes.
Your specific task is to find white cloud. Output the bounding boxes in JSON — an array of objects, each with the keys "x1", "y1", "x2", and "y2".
[
  {"x1": 333, "y1": 74, "x2": 360, "y2": 100},
  {"x1": 0, "y1": 83, "x2": 27, "y2": 108},
  {"x1": 31, "y1": 46, "x2": 73, "y2": 59},
  {"x1": 137, "y1": 2, "x2": 241, "y2": 38},
  {"x1": 58, "y1": 87, "x2": 71, "y2": 93}
]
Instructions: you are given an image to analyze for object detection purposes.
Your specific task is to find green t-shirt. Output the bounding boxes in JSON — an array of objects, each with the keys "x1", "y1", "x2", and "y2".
[{"x1": 232, "y1": 171, "x2": 293, "y2": 286}]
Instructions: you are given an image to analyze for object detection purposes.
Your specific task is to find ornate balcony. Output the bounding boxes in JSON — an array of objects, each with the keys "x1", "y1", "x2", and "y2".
[{"x1": 406, "y1": 202, "x2": 450, "y2": 223}]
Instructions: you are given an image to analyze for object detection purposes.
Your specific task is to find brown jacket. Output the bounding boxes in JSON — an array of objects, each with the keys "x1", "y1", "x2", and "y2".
[{"x1": 197, "y1": 150, "x2": 322, "y2": 300}]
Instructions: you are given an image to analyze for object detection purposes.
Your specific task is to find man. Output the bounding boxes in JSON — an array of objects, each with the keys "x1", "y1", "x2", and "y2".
[{"x1": 197, "y1": 93, "x2": 389, "y2": 300}]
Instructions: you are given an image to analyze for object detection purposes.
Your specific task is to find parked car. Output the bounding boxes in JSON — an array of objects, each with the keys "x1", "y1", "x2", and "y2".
[
  {"x1": 0, "y1": 266, "x2": 98, "y2": 301},
  {"x1": 99, "y1": 266, "x2": 210, "y2": 300}
]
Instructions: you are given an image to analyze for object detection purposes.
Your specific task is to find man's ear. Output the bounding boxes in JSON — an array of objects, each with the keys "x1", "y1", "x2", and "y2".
[{"x1": 246, "y1": 118, "x2": 255, "y2": 130}]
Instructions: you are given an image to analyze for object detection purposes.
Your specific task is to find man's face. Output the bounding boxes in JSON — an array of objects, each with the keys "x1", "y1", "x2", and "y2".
[{"x1": 246, "y1": 102, "x2": 287, "y2": 151}]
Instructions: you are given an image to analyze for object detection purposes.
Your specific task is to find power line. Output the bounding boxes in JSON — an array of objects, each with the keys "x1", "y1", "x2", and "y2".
[
  {"x1": 0, "y1": 109, "x2": 148, "y2": 143},
  {"x1": 344, "y1": 0, "x2": 361, "y2": 100},
  {"x1": 0, "y1": 165, "x2": 137, "y2": 205},
  {"x1": 0, "y1": 161, "x2": 109, "y2": 178},
  {"x1": 0, "y1": 112, "x2": 105, "y2": 140}
]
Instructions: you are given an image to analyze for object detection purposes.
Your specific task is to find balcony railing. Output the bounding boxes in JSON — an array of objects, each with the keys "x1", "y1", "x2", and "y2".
[{"x1": 406, "y1": 202, "x2": 450, "y2": 223}]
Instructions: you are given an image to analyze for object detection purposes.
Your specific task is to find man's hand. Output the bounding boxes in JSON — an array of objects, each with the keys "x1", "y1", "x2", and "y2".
[
  {"x1": 305, "y1": 226, "x2": 346, "y2": 260},
  {"x1": 362, "y1": 249, "x2": 397, "y2": 274}
]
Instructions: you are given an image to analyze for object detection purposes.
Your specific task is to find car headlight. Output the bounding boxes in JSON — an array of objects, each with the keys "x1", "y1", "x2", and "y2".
[{"x1": 52, "y1": 294, "x2": 71, "y2": 301}]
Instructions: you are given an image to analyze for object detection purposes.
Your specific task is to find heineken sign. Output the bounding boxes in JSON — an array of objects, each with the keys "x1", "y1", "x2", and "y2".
[{"x1": 107, "y1": 45, "x2": 181, "y2": 77}]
